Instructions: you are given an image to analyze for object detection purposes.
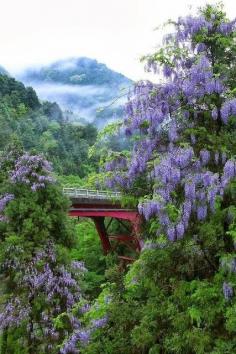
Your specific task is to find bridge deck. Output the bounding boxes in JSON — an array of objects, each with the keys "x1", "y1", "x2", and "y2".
[{"x1": 63, "y1": 188, "x2": 122, "y2": 205}]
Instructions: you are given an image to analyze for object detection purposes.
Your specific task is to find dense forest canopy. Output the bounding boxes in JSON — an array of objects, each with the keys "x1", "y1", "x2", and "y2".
[
  {"x1": 0, "y1": 74, "x2": 98, "y2": 177},
  {"x1": 0, "y1": 3, "x2": 236, "y2": 354}
]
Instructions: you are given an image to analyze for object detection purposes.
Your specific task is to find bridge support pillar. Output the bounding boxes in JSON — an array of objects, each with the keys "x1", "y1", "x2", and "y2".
[{"x1": 92, "y1": 216, "x2": 112, "y2": 254}]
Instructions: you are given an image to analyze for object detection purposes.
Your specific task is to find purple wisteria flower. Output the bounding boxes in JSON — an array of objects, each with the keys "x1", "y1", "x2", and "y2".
[
  {"x1": 163, "y1": 65, "x2": 173, "y2": 78},
  {"x1": 223, "y1": 160, "x2": 236, "y2": 179},
  {"x1": 60, "y1": 314, "x2": 107, "y2": 354},
  {"x1": 71, "y1": 261, "x2": 87, "y2": 273},
  {"x1": 0, "y1": 242, "x2": 87, "y2": 354},
  {"x1": 196, "y1": 42, "x2": 207, "y2": 53},
  {"x1": 176, "y1": 222, "x2": 185, "y2": 239},
  {"x1": 221, "y1": 152, "x2": 227, "y2": 164},
  {"x1": 0, "y1": 194, "x2": 15, "y2": 212},
  {"x1": 221, "y1": 258, "x2": 236, "y2": 273},
  {"x1": 223, "y1": 282, "x2": 234, "y2": 300},
  {"x1": 200, "y1": 150, "x2": 210, "y2": 166},
  {"x1": 211, "y1": 108, "x2": 218, "y2": 120},
  {"x1": 10, "y1": 153, "x2": 55, "y2": 191},
  {"x1": 220, "y1": 99, "x2": 236, "y2": 124},
  {"x1": 167, "y1": 227, "x2": 176, "y2": 242},
  {"x1": 80, "y1": 303, "x2": 91, "y2": 314},
  {"x1": 197, "y1": 205, "x2": 207, "y2": 221},
  {"x1": 91, "y1": 316, "x2": 108, "y2": 329},
  {"x1": 215, "y1": 152, "x2": 219, "y2": 165},
  {"x1": 0, "y1": 194, "x2": 14, "y2": 223},
  {"x1": 191, "y1": 134, "x2": 196, "y2": 144},
  {"x1": 185, "y1": 183, "x2": 196, "y2": 199},
  {"x1": 217, "y1": 19, "x2": 236, "y2": 35}
]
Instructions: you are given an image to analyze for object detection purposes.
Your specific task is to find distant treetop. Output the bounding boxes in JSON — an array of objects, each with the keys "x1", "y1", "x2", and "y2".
[{"x1": 20, "y1": 57, "x2": 132, "y2": 87}]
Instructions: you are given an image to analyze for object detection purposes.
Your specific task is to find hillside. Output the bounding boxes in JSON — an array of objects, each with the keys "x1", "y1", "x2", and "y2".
[
  {"x1": 0, "y1": 74, "x2": 97, "y2": 176},
  {"x1": 17, "y1": 57, "x2": 132, "y2": 128}
]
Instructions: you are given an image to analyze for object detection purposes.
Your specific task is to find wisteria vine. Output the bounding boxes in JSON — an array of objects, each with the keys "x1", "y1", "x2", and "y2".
[{"x1": 106, "y1": 7, "x2": 236, "y2": 243}]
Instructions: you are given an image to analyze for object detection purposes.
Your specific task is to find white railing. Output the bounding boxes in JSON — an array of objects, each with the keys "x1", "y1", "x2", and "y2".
[{"x1": 63, "y1": 188, "x2": 121, "y2": 200}]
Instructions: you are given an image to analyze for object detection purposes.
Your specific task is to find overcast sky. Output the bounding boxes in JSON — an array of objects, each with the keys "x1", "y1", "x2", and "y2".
[{"x1": 0, "y1": 0, "x2": 235, "y2": 80}]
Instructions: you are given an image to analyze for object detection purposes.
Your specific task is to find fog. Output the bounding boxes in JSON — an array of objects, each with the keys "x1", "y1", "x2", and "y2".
[
  {"x1": 28, "y1": 82, "x2": 108, "y2": 98},
  {"x1": 21, "y1": 81, "x2": 127, "y2": 125}
]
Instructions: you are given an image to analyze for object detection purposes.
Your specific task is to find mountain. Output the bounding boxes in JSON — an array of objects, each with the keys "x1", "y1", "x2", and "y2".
[
  {"x1": 17, "y1": 58, "x2": 132, "y2": 128},
  {"x1": 0, "y1": 65, "x2": 9, "y2": 76}
]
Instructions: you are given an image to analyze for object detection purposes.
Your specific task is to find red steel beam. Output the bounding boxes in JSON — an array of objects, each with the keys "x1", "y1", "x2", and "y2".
[
  {"x1": 91, "y1": 216, "x2": 112, "y2": 254},
  {"x1": 69, "y1": 209, "x2": 139, "y2": 221}
]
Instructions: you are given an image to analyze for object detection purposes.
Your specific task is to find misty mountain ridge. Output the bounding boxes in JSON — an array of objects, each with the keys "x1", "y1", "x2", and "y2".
[
  {"x1": 17, "y1": 57, "x2": 132, "y2": 127},
  {"x1": 0, "y1": 65, "x2": 9, "y2": 76}
]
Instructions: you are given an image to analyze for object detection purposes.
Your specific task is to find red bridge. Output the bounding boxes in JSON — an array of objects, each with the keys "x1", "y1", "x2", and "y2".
[{"x1": 64, "y1": 188, "x2": 142, "y2": 262}]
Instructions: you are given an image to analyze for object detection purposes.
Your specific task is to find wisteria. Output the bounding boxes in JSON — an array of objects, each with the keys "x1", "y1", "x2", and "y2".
[
  {"x1": 60, "y1": 329, "x2": 91, "y2": 354},
  {"x1": 0, "y1": 298, "x2": 30, "y2": 329},
  {"x1": 0, "y1": 193, "x2": 15, "y2": 212},
  {"x1": 0, "y1": 193, "x2": 14, "y2": 222},
  {"x1": 0, "y1": 243, "x2": 88, "y2": 352},
  {"x1": 217, "y1": 19, "x2": 236, "y2": 35},
  {"x1": 220, "y1": 98, "x2": 236, "y2": 124},
  {"x1": 10, "y1": 153, "x2": 55, "y2": 190},
  {"x1": 223, "y1": 282, "x2": 234, "y2": 300},
  {"x1": 105, "y1": 8, "x2": 236, "y2": 243},
  {"x1": 221, "y1": 257, "x2": 236, "y2": 273},
  {"x1": 135, "y1": 146, "x2": 236, "y2": 240},
  {"x1": 0, "y1": 238, "x2": 108, "y2": 353},
  {"x1": 60, "y1": 315, "x2": 108, "y2": 353}
]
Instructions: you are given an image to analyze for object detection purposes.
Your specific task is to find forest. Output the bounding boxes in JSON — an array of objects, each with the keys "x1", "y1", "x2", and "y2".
[{"x1": 0, "y1": 3, "x2": 236, "y2": 354}]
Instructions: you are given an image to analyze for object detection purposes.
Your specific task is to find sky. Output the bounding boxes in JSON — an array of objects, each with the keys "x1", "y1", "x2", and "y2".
[{"x1": 0, "y1": 0, "x2": 235, "y2": 80}]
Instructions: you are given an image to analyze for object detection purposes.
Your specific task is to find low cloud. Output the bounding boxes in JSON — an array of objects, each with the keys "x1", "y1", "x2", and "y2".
[{"x1": 24, "y1": 81, "x2": 126, "y2": 125}]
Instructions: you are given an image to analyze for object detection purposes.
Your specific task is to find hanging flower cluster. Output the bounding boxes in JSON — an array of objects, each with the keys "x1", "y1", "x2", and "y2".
[
  {"x1": 0, "y1": 193, "x2": 14, "y2": 222},
  {"x1": 60, "y1": 312, "x2": 108, "y2": 354},
  {"x1": 138, "y1": 152, "x2": 236, "y2": 240},
  {"x1": 220, "y1": 98, "x2": 236, "y2": 124},
  {"x1": 223, "y1": 282, "x2": 234, "y2": 300},
  {"x1": 10, "y1": 153, "x2": 55, "y2": 191}
]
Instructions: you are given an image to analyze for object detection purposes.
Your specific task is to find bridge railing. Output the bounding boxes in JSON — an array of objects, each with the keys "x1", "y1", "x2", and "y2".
[{"x1": 63, "y1": 188, "x2": 122, "y2": 200}]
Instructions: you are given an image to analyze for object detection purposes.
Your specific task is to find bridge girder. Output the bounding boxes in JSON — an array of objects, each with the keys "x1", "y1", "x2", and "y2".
[{"x1": 69, "y1": 208, "x2": 142, "y2": 260}]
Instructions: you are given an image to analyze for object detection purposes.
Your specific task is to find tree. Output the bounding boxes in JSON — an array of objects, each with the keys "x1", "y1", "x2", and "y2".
[
  {"x1": 83, "y1": 4, "x2": 236, "y2": 353},
  {"x1": 0, "y1": 152, "x2": 87, "y2": 353}
]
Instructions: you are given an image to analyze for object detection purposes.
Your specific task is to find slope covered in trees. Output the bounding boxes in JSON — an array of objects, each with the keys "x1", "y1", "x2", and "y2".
[
  {"x1": 20, "y1": 57, "x2": 130, "y2": 86},
  {"x1": 0, "y1": 74, "x2": 97, "y2": 176}
]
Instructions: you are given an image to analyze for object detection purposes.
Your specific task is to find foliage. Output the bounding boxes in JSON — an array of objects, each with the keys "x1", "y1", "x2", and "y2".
[
  {"x1": 0, "y1": 151, "x2": 89, "y2": 354},
  {"x1": 82, "y1": 4, "x2": 236, "y2": 354},
  {"x1": 1, "y1": 3, "x2": 236, "y2": 354},
  {"x1": 0, "y1": 74, "x2": 98, "y2": 176},
  {"x1": 70, "y1": 220, "x2": 106, "y2": 298}
]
